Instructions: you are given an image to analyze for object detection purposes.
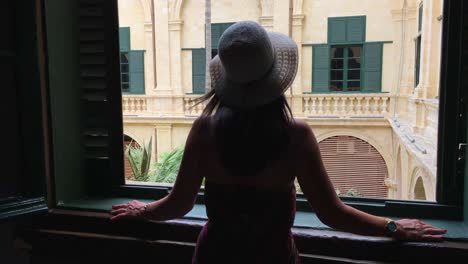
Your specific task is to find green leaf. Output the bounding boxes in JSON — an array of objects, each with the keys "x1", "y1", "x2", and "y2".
[
  {"x1": 126, "y1": 144, "x2": 141, "y2": 179},
  {"x1": 153, "y1": 147, "x2": 184, "y2": 184}
]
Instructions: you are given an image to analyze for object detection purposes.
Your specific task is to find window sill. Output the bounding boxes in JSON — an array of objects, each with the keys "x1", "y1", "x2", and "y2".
[
  {"x1": 60, "y1": 196, "x2": 468, "y2": 241},
  {"x1": 16, "y1": 196, "x2": 468, "y2": 263}
]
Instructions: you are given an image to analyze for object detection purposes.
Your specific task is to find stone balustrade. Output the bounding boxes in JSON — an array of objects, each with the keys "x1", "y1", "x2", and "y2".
[
  {"x1": 122, "y1": 95, "x2": 148, "y2": 114},
  {"x1": 122, "y1": 93, "x2": 392, "y2": 118},
  {"x1": 302, "y1": 93, "x2": 391, "y2": 118},
  {"x1": 183, "y1": 95, "x2": 205, "y2": 116}
]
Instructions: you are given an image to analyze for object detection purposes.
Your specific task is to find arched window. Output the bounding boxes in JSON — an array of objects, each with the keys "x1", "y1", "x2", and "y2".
[
  {"x1": 414, "y1": 177, "x2": 427, "y2": 200},
  {"x1": 123, "y1": 135, "x2": 140, "y2": 179},
  {"x1": 318, "y1": 135, "x2": 388, "y2": 198}
]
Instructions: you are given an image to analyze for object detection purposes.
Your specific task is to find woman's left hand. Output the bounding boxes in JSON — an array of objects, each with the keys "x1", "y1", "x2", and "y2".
[{"x1": 109, "y1": 200, "x2": 147, "y2": 222}]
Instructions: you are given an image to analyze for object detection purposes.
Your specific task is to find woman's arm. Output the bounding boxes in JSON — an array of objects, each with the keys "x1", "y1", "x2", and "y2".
[
  {"x1": 294, "y1": 121, "x2": 446, "y2": 241},
  {"x1": 110, "y1": 117, "x2": 208, "y2": 222}
]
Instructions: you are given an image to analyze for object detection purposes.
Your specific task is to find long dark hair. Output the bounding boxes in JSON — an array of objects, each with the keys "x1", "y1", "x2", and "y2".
[{"x1": 196, "y1": 89, "x2": 294, "y2": 177}]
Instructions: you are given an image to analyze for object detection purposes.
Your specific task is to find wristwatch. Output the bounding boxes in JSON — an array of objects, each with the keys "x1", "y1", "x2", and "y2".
[{"x1": 384, "y1": 218, "x2": 398, "y2": 236}]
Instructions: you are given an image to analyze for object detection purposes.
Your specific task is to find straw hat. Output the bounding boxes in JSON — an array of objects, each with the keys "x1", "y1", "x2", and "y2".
[{"x1": 210, "y1": 21, "x2": 298, "y2": 109}]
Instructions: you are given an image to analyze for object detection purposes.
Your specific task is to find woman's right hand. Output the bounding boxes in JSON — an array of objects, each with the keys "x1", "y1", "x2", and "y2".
[{"x1": 393, "y1": 219, "x2": 447, "y2": 242}]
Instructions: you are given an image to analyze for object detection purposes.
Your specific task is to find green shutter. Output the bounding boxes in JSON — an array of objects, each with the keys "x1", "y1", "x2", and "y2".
[
  {"x1": 211, "y1": 23, "x2": 235, "y2": 49},
  {"x1": 362, "y1": 43, "x2": 383, "y2": 92},
  {"x1": 347, "y1": 16, "x2": 365, "y2": 43},
  {"x1": 192, "y1": 48, "x2": 206, "y2": 94},
  {"x1": 211, "y1": 24, "x2": 221, "y2": 48},
  {"x1": 128, "y1": 50, "x2": 145, "y2": 94},
  {"x1": 329, "y1": 16, "x2": 365, "y2": 44},
  {"x1": 119, "y1": 27, "x2": 130, "y2": 51},
  {"x1": 328, "y1": 18, "x2": 347, "y2": 44},
  {"x1": 312, "y1": 45, "x2": 330, "y2": 93}
]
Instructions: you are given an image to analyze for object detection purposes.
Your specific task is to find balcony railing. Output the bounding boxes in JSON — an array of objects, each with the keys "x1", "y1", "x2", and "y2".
[
  {"x1": 302, "y1": 93, "x2": 390, "y2": 118},
  {"x1": 122, "y1": 93, "x2": 391, "y2": 118},
  {"x1": 183, "y1": 95, "x2": 205, "y2": 116},
  {"x1": 122, "y1": 95, "x2": 147, "y2": 114}
]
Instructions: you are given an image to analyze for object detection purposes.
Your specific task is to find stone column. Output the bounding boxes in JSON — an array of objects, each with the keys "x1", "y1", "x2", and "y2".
[
  {"x1": 144, "y1": 22, "x2": 155, "y2": 95},
  {"x1": 154, "y1": 0, "x2": 171, "y2": 94},
  {"x1": 260, "y1": 16, "x2": 273, "y2": 31},
  {"x1": 155, "y1": 125, "x2": 173, "y2": 162},
  {"x1": 291, "y1": 14, "x2": 305, "y2": 117},
  {"x1": 421, "y1": 0, "x2": 443, "y2": 100},
  {"x1": 169, "y1": 20, "x2": 185, "y2": 116},
  {"x1": 272, "y1": 0, "x2": 289, "y2": 35},
  {"x1": 259, "y1": 0, "x2": 274, "y2": 31}
]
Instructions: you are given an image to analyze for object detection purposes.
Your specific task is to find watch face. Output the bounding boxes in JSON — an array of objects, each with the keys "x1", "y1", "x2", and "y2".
[{"x1": 388, "y1": 221, "x2": 398, "y2": 233}]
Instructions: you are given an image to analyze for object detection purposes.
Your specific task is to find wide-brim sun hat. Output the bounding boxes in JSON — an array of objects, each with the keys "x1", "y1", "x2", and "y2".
[{"x1": 210, "y1": 21, "x2": 298, "y2": 109}]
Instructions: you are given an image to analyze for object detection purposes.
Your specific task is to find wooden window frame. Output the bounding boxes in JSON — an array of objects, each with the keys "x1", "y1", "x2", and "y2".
[
  {"x1": 329, "y1": 45, "x2": 363, "y2": 92},
  {"x1": 39, "y1": 0, "x2": 466, "y2": 223},
  {"x1": 120, "y1": 51, "x2": 129, "y2": 92}
]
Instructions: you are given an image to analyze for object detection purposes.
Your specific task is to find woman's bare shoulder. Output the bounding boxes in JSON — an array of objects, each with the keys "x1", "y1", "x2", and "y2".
[
  {"x1": 290, "y1": 119, "x2": 314, "y2": 138},
  {"x1": 189, "y1": 116, "x2": 213, "y2": 142}
]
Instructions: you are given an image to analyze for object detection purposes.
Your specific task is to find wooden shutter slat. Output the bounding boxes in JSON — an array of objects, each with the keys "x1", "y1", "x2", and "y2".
[
  {"x1": 79, "y1": 0, "x2": 125, "y2": 192},
  {"x1": 312, "y1": 44, "x2": 330, "y2": 93},
  {"x1": 119, "y1": 27, "x2": 130, "y2": 51},
  {"x1": 81, "y1": 55, "x2": 106, "y2": 65},
  {"x1": 80, "y1": 19, "x2": 105, "y2": 30},
  {"x1": 328, "y1": 18, "x2": 347, "y2": 44},
  {"x1": 192, "y1": 48, "x2": 206, "y2": 94},
  {"x1": 128, "y1": 50, "x2": 145, "y2": 94},
  {"x1": 346, "y1": 17, "x2": 366, "y2": 43},
  {"x1": 81, "y1": 68, "x2": 106, "y2": 77},
  {"x1": 362, "y1": 43, "x2": 383, "y2": 92},
  {"x1": 80, "y1": 6, "x2": 104, "y2": 17}
]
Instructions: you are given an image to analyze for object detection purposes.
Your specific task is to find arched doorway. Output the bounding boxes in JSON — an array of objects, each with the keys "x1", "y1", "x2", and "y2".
[
  {"x1": 318, "y1": 135, "x2": 388, "y2": 198},
  {"x1": 124, "y1": 135, "x2": 140, "y2": 179},
  {"x1": 414, "y1": 177, "x2": 427, "y2": 200}
]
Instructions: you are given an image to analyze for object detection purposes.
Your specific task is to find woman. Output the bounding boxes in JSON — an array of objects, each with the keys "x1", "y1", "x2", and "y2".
[{"x1": 110, "y1": 21, "x2": 446, "y2": 263}]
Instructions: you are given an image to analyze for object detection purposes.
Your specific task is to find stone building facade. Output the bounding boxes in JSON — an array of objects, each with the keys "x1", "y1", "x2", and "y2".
[{"x1": 118, "y1": 0, "x2": 443, "y2": 201}]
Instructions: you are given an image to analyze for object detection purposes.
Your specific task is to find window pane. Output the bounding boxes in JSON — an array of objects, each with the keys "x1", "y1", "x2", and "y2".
[
  {"x1": 347, "y1": 81, "x2": 360, "y2": 91},
  {"x1": 120, "y1": 53, "x2": 128, "y2": 63},
  {"x1": 330, "y1": 81, "x2": 343, "y2": 91},
  {"x1": 212, "y1": 49, "x2": 218, "y2": 58},
  {"x1": 121, "y1": 74, "x2": 129, "y2": 83},
  {"x1": 122, "y1": 83, "x2": 129, "y2": 90},
  {"x1": 331, "y1": 59, "x2": 344, "y2": 69},
  {"x1": 331, "y1": 47, "x2": 344, "y2": 58},
  {"x1": 347, "y1": 69, "x2": 360, "y2": 80},
  {"x1": 348, "y1": 58, "x2": 361, "y2": 69},
  {"x1": 121, "y1": 64, "x2": 129, "y2": 73},
  {"x1": 331, "y1": 70, "x2": 343, "y2": 81},
  {"x1": 348, "y1": 46, "x2": 361, "y2": 58}
]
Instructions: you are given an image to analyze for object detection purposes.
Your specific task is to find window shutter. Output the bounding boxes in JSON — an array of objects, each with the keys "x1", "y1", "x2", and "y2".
[
  {"x1": 192, "y1": 48, "x2": 206, "y2": 94},
  {"x1": 328, "y1": 18, "x2": 347, "y2": 44},
  {"x1": 119, "y1": 27, "x2": 130, "y2": 51},
  {"x1": 347, "y1": 17, "x2": 365, "y2": 43},
  {"x1": 79, "y1": 0, "x2": 125, "y2": 194},
  {"x1": 211, "y1": 24, "x2": 221, "y2": 48},
  {"x1": 312, "y1": 45, "x2": 330, "y2": 93},
  {"x1": 211, "y1": 23, "x2": 234, "y2": 49},
  {"x1": 362, "y1": 43, "x2": 383, "y2": 92},
  {"x1": 128, "y1": 50, "x2": 145, "y2": 94},
  {"x1": 329, "y1": 16, "x2": 365, "y2": 44}
]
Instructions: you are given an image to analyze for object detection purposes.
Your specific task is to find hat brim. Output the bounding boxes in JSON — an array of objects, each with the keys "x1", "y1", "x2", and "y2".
[{"x1": 210, "y1": 32, "x2": 298, "y2": 109}]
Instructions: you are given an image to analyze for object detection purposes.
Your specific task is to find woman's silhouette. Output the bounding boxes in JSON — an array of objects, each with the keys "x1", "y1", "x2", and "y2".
[{"x1": 110, "y1": 21, "x2": 446, "y2": 264}]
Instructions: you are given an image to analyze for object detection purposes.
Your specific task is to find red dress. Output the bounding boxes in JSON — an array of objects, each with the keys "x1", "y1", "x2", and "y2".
[{"x1": 192, "y1": 181, "x2": 300, "y2": 264}]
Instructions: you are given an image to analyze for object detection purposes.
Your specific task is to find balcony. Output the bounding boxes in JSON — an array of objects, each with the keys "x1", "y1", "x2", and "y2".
[{"x1": 121, "y1": 93, "x2": 392, "y2": 118}]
